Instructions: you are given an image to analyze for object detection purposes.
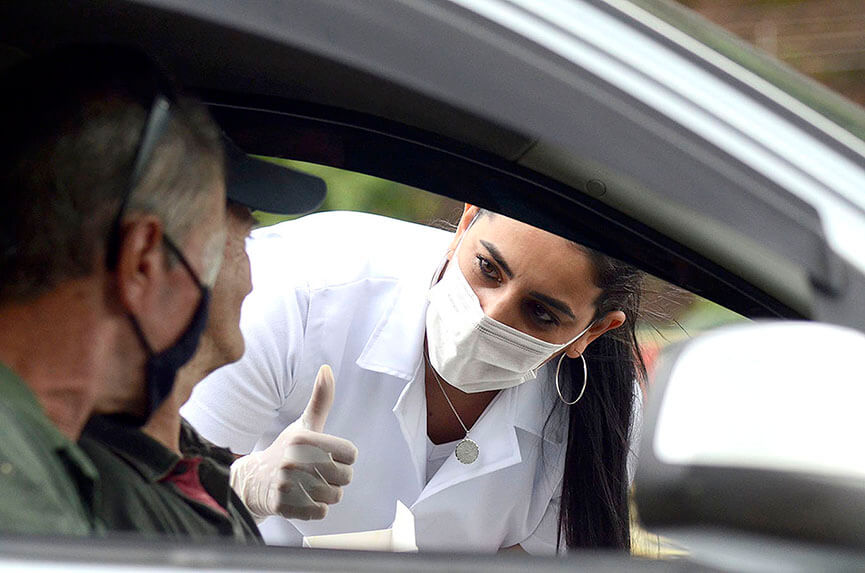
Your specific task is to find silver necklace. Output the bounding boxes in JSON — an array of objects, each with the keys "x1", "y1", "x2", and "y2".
[{"x1": 429, "y1": 361, "x2": 479, "y2": 464}]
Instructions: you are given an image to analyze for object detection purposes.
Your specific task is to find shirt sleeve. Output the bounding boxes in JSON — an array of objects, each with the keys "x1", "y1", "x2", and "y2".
[{"x1": 182, "y1": 254, "x2": 311, "y2": 454}]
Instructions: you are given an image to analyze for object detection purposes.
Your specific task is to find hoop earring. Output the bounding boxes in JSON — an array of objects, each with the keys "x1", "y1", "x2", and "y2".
[{"x1": 555, "y1": 352, "x2": 588, "y2": 406}]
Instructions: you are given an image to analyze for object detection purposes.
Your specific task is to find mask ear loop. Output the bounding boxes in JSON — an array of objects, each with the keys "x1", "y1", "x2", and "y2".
[{"x1": 555, "y1": 352, "x2": 588, "y2": 406}]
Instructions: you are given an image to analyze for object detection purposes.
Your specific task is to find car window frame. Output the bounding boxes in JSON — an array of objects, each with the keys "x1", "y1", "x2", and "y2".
[{"x1": 208, "y1": 96, "x2": 799, "y2": 322}]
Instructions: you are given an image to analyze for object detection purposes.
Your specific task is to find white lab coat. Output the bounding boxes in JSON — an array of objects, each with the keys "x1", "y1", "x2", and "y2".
[{"x1": 182, "y1": 211, "x2": 582, "y2": 553}]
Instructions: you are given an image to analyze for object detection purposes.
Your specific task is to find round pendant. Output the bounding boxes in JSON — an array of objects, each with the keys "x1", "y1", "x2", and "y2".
[{"x1": 455, "y1": 438, "x2": 479, "y2": 464}]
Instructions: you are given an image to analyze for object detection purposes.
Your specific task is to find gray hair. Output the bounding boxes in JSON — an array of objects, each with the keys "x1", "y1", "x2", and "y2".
[
  {"x1": 119, "y1": 99, "x2": 226, "y2": 285},
  {"x1": 0, "y1": 56, "x2": 224, "y2": 302}
]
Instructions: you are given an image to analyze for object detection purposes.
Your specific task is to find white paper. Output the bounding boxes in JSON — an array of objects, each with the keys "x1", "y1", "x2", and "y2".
[
  {"x1": 389, "y1": 500, "x2": 416, "y2": 552},
  {"x1": 302, "y1": 501, "x2": 417, "y2": 552}
]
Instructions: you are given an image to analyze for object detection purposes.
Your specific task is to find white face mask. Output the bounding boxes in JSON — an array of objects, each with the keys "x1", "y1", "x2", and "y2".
[{"x1": 426, "y1": 245, "x2": 594, "y2": 393}]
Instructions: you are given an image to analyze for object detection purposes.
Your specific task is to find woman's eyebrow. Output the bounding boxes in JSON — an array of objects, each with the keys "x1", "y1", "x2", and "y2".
[
  {"x1": 480, "y1": 240, "x2": 514, "y2": 278},
  {"x1": 529, "y1": 291, "x2": 576, "y2": 319},
  {"x1": 480, "y1": 239, "x2": 575, "y2": 319}
]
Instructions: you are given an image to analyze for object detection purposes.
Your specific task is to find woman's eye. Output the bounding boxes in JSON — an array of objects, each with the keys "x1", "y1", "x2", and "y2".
[
  {"x1": 476, "y1": 255, "x2": 500, "y2": 282},
  {"x1": 528, "y1": 301, "x2": 558, "y2": 326}
]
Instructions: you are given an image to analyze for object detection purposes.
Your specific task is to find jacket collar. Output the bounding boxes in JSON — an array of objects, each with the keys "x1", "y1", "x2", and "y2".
[
  {"x1": 387, "y1": 349, "x2": 567, "y2": 501},
  {"x1": 413, "y1": 372, "x2": 567, "y2": 506},
  {"x1": 84, "y1": 416, "x2": 238, "y2": 512},
  {"x1": 0, "y1": 362, "x2": 101, "y2": 511},
  {"x1": 354, "y1": 243, "x2": 444, "y2": 383},
  {"x1": 512, "y1": 366, "x2": 568, "y2": 445},
  {"x1": 0, "y1": 362, "x2": 76, "y2": 455},
  {"x1": 83, "y1": 415, "x2": 179, "y2": 482}
]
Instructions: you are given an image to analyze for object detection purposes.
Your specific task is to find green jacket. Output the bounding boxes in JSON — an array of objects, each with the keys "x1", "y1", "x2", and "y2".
[
  {"x1": 0, "y1": 363, "x2": 101, "y2": 535},
  {"x1": 79, "y1": 415, "x2": 262, "y2": 544}
]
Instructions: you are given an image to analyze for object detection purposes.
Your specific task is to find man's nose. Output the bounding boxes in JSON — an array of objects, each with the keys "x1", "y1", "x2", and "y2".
[{"x1": 242, "y1": 254, "x2": 253, "y2": 297}]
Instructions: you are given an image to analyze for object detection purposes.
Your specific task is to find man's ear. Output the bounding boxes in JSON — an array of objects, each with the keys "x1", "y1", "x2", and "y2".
[
  {"x1": 113, "y1": 215, "x2": 168, "y2": 315},
  {"x1": 445, "y1": 203, "x2": 481, "y2": 259},
  {"x1": 565, "y1": 310, "x2": 626, "y2": 358}
]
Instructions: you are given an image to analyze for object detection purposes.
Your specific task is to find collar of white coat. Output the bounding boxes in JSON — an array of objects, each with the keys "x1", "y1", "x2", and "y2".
[{"x1": 354, "y1": 248, "x2": 566, "y2": 445}]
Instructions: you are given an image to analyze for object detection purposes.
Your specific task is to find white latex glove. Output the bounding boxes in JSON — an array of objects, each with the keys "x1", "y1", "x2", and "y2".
[{"x1": 230, "y1": 365, "x2": 358, "y2": 521}]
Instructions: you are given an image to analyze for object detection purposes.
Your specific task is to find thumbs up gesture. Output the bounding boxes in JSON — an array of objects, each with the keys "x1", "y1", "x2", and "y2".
[{"x1": 229, "y1": 365, "x2": 358, "y2": 521}]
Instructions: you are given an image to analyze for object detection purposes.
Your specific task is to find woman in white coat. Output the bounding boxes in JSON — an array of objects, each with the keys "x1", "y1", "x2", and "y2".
[{"x1": 182, "y1": 205, "x2": 645, "y2": 554}]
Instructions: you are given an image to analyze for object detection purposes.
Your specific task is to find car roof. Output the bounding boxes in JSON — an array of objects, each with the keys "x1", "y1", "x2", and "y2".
[{"x1": 3, "y1": 0, "x2": 865, "y2": 328}]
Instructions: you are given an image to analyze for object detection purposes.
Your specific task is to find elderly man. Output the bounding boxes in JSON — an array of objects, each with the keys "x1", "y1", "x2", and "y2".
[
  {"x1": 0, "y1": 46, "x2": 226, "y2": 535},
  {"x1": 79, "y1": 141, "x2": 329, "y2": 541}
]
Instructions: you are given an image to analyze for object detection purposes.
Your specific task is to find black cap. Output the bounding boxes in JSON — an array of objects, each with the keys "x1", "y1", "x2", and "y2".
[{"x1": 223, "y1": 135, "x2": 326, "y2": 215}]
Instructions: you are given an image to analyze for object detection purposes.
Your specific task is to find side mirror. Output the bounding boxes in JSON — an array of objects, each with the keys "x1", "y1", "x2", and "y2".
[{"x1": 635, "y1": 321, "x2": 865, "y2": 565}]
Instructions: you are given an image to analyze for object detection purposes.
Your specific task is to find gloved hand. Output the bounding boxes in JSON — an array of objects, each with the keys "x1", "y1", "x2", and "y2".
[{"x1": 230, "y1": 365, "x2": 358, "y2": 521}]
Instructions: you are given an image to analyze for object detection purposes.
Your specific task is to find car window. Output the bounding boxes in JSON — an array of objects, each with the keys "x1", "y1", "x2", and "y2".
[
  {"x1": 256, "y1": 157, "x2": 746, "y2": 351},
  {"x1": 246, "y1": 158, "x2": 745, "y2": 558}
]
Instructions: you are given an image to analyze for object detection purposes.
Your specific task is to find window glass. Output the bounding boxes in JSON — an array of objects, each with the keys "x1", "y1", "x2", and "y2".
[
  {"x1": 253, "y1": 158, "x2": 462, "y2": 228},
  {"x1": 676, "y1": 0, "x2": 865, "y2": 109},
  {"x1": 629, "y1": 0, "x2": 865, "y2": 142}
]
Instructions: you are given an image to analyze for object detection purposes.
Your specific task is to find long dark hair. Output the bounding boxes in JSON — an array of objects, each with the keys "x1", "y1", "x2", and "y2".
[
  {"x1": 452, "y1": 209, "x2": 645, "y2": 551},
  {"x1": 554, "y1": 249, "x2": 645, "y2": 551}
]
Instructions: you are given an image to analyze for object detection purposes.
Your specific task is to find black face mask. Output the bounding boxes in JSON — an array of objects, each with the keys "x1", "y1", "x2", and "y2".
[
  {"x1": 106, "y1": 93, "x2": 216, "y2": 424},
  {"x1": 126, "y1": 235, "x2": 211, "y2": 421}
]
